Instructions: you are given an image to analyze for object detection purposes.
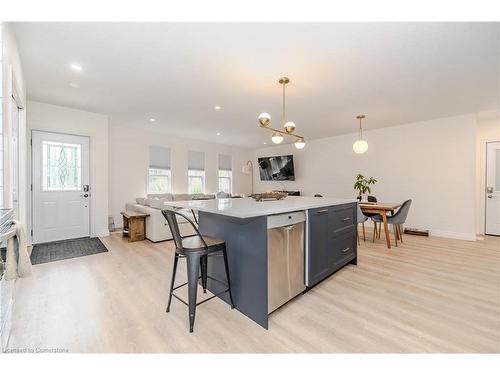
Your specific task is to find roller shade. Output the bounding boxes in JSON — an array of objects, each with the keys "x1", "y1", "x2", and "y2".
[
  {"x1": 188, "y1": 150, "x2": 205, "y2": 171},
  {"x1": 149, "y1": 146, "x2": 171, "y2": 169},
  {"x1": 218, "y1": 154, "x2": 232, "y2": 171}
]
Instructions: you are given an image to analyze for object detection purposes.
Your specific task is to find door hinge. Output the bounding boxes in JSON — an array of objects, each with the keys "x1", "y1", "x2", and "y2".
[
  {"x1": 31, "y1": 229, "x2": 33, "y2": 237},
  {"x1": 30, "y1": 138, "x2": 32, "y2": 146},
  {"x1": 30, "y1": 184, "x2": 33, "y2": 191}
]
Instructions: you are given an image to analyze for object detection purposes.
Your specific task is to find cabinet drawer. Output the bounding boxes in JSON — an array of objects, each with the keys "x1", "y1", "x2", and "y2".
[
  {"x1": 309, "y1": 206, "x2": 331, "y2": 217},
  {"x1": 331, "y1": 230, "x2": 356, "y2": 269},
  {"x1": 329, "y1": 204, "x2": 356, "y2": 232}
]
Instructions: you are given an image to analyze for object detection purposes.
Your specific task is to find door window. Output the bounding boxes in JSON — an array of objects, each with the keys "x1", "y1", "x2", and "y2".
[{"x1": 42, "y1": 141, "x2": 82, "y2": 191}]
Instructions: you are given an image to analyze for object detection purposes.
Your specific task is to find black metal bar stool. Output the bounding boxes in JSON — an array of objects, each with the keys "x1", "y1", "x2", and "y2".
[{"x1": 161, "y1": 209, "x2": 235, "y2": 333}]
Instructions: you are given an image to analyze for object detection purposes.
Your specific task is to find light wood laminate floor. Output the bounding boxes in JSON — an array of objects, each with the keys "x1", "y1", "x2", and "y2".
[{"x1": 6, "y1": 232, "x2": 500, "y2": 353}]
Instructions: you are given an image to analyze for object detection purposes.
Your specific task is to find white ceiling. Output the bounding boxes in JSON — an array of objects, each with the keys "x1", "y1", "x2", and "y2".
[{"x1": 12, "y1": 22, "x2": 499, "y2": 148}]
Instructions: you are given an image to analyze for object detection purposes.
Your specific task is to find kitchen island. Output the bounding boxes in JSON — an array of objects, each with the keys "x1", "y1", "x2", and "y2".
[{"x1": 166, "y1": 196, "x2": 358, "y2": 329}]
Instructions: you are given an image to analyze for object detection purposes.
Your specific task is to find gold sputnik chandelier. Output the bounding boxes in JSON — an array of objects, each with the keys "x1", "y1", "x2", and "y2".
[{"x1": 258, "y1": 77, "x2": 306, "y2": 149}]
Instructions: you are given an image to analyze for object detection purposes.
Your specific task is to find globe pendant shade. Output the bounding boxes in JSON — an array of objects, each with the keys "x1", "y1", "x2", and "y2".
[
  {"x1": 284, "y1": 121, "x2": 296, "y2": 133},
  {"x1": 353, "y1": 139, "x2": 368, "y2": 154},
  {"x1": 258, "y1": 113, "x2": 271, "y2": 127},
  {"x1": 294, "y1": 138, "x2": 306, "y2": 149},
  {"x1": 271, "y1": 132, "x2": 284, "y2": 144}
]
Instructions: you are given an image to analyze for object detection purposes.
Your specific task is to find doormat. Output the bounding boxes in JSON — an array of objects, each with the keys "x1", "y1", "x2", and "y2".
[{"x1": 30, "y1": 237, "x2": 108, "y2": 265}]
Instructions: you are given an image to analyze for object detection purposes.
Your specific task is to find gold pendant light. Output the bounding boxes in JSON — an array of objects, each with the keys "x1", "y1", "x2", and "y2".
[
  {"x1": 258, "y1": 77, "x2": 306, "y2": 149},
  {"x1": 353, "y1": 114, "x2": 368, "y2": 154}
]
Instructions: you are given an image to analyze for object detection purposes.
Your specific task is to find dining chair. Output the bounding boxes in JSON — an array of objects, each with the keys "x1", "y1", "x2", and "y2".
[
  {"x1": 371, "y1": 200, "x2": 412, "y2": 247},
  {"x1": 357, "y1": 203, "x2": 368, "y2": 244},
  {"x1": 365, "y1": 195, "x2": 380, "y2": 237}
]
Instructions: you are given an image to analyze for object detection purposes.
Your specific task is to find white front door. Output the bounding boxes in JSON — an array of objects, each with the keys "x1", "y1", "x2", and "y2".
[
  {"x1": 485, "y1": 141, "x2": 500, "y2": 236},
  {"x1": 32, "y1": 131, "x2": 90, "y2": 244}
]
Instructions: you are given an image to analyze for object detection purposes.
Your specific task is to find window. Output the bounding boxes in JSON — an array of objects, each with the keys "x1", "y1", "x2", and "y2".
[
  {"x1": 218, "y1": 154, "x2": 232, "y2": 193},
  {"x1": 148, "y1": 168, "x2": 171, "y2": 194},
  {"x1": 188, "y1": 169, "x2": 205, "y2": 194},
  {"x1": 148, "y1": 146, "x2": 171, "y2": 194},
  {"x1": 42, "y1": 141, "x2": 82, "y2": 191},
  {"x1": 188, "y1": 151, "x2": 205, "y2": 194},
  {"x1": 218, "y1": 170, "x2": 232, "y2": 193}
]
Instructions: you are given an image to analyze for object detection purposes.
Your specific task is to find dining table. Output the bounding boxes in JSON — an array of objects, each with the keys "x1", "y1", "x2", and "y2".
[{"x1": 359, "y1": 202, "x2": 402, "y2": 248}]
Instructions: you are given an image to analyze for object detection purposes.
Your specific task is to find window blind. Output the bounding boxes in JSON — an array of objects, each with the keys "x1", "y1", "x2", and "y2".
[
  {"x1": 218, "y1": 154, "x2": 232, "y2": 171},
  {"x1": 188, "y1": 150, "x2": 205, "y2": 171},
  {"x1": 149, "y1": 146, "x2": 171, "y2": 169}
]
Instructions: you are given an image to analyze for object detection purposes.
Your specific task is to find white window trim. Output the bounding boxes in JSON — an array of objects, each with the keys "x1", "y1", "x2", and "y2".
[
  {"x1": 188, "y1": 169, "x2": 205, "y2": 194},
  {"x1": 148, "y1": 167, "x2": 172, "y2": 194},
  {"x1": 218, "y1": 169, "x2": 232, "y2": 194}
]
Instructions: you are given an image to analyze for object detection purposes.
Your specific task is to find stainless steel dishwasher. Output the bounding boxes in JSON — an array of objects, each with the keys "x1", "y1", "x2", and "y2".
[{"x1": 267, "y1": 211, "x2": 306, "y2": 313}]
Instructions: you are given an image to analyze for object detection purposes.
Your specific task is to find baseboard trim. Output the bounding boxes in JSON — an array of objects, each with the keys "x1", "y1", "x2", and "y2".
[
  {"x1": 428, "y1": 230, "x2": 476, "y2": 241},
  {"x1": 95, "y1": 229, "x2": 110, "y2": 238},
  {"x1": 362, "y1": 222, "x2": 476, "y2": 241}
]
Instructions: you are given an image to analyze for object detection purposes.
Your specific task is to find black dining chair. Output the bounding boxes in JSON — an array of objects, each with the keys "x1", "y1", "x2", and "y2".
[
  {"x1": 364, "y1": 195, "x2": 381, "y2": 237},
  {"x1": 162, "y1": 209, "x2": 235, "y2": 333},
  {"x1": 357, "y1": 203, "x2": 368, "y2": 243}
]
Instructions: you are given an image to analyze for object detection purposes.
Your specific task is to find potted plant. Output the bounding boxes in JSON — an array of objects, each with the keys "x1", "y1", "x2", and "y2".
[{"x1": 354, "y1": 174, "x2": 377, "y2": 201}]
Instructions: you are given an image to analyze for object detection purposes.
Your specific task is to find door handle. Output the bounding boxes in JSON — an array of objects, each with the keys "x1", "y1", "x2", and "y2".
[
  {"x1": 80, "y1": 193, "x2": 89, "y2": 198},
  {"x1": 488, "y1": 195, "x2": 493, "y2": 198},
  {"x1": 486, "y1": 186, "x2": 494, "y2": 194}
]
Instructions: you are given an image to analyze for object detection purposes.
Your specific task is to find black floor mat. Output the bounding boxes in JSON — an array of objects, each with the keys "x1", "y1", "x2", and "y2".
[{"x1": 30, "y1": 237, "x2": 108, "y2": 265}]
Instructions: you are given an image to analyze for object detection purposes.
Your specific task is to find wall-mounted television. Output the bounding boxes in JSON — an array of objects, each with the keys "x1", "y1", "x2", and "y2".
[{"x1": 258, "y1": 155, "x2": 295, "y2": 181}]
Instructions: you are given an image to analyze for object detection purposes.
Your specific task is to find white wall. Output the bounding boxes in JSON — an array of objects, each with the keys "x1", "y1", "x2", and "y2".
[
  {"x1": 254, "y1": 114, "x2": 478, "y2": 240},
  {"x1": 1, "y1": 23, "x2": 27, "y2": 226},
  {"x1": 108, "y1": 124, "x2": 253, "y2": 226},
  {"x1": 27, "y1": 101, "x2": 109, "y2": 237}
]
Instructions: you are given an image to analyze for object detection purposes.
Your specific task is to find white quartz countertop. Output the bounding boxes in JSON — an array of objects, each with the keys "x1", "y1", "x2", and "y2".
[{"x1": 164, "y1": 196, "x2": 357, "y2": 219}]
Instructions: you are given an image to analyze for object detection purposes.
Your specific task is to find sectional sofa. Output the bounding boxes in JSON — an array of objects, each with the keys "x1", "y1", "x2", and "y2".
[{"x1": 125, "y1": 193, "x2": 216, "y2": 242}]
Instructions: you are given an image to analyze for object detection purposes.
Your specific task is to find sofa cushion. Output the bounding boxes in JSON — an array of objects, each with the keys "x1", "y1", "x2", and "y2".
[
  {"x1": 136, "y1": 197, "x2": 147, "y2": 205},
  {"x1": 149, "y1": 198, "x2": 175, "y2": 209},
  {"x1": 173, "y1": 194, "x2": 194, "y2": 201},
  {"x1": 147, "y1": 193, "x2": 173, "y2": 201},
  {"x1": 144, "y1": 198, "x2": 157, "y2": 206},
  {"x1": 193, "y1": 193, "x2": 216, "y2": 200}
]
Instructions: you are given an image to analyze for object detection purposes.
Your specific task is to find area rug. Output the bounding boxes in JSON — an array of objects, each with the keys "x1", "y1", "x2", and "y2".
[{"x1": 30, "y1": 237, "x2": 108, "y2": 265}]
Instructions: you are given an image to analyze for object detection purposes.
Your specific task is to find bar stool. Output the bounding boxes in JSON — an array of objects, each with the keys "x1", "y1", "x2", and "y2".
[{"x1": 161, "y1": 209, "x2": 235, "y2": 333}]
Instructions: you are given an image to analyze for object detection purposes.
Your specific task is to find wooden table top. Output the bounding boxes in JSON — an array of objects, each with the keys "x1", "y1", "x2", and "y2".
[
  {"x1": 120, "y1": 210, "x2": 150, "y2": 219},
  {"x1": 359, "y1": 202, "x2": 402, "y2": 211}
]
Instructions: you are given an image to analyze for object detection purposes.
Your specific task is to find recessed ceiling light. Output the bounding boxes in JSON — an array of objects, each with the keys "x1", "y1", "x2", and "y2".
[
  {"x1": 149, "y1": 118, "x2": 156, "y2": 122},
  {"x1": 216, "y1": 132, "x2": 221, "y2": 136},
  {"x1": 214, "y1": 106, "x2": 221, "y2": 110},
  {"x1": 69, "y1": 82, "x2": 80, "y2": 89},
  {"x1": 70, "y1": 63, "x2": 82, "y2": 71},
  {"x1": 263, "y1": 142, "x2": 267, "y2": 145}
]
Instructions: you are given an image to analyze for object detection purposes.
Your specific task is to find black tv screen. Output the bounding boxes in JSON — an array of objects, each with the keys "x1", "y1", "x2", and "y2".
[{"x1": 258, "y1": 155, "x2": 295, "y2": 181}]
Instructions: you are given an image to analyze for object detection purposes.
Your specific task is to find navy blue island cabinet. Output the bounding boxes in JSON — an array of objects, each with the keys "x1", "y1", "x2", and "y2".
[
  {"x1": 307, "y1": 203, "x2": 357, "y2": 287},
  {"x1": 174, "y1": 197, "x2": 358, "y2": 329}
]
